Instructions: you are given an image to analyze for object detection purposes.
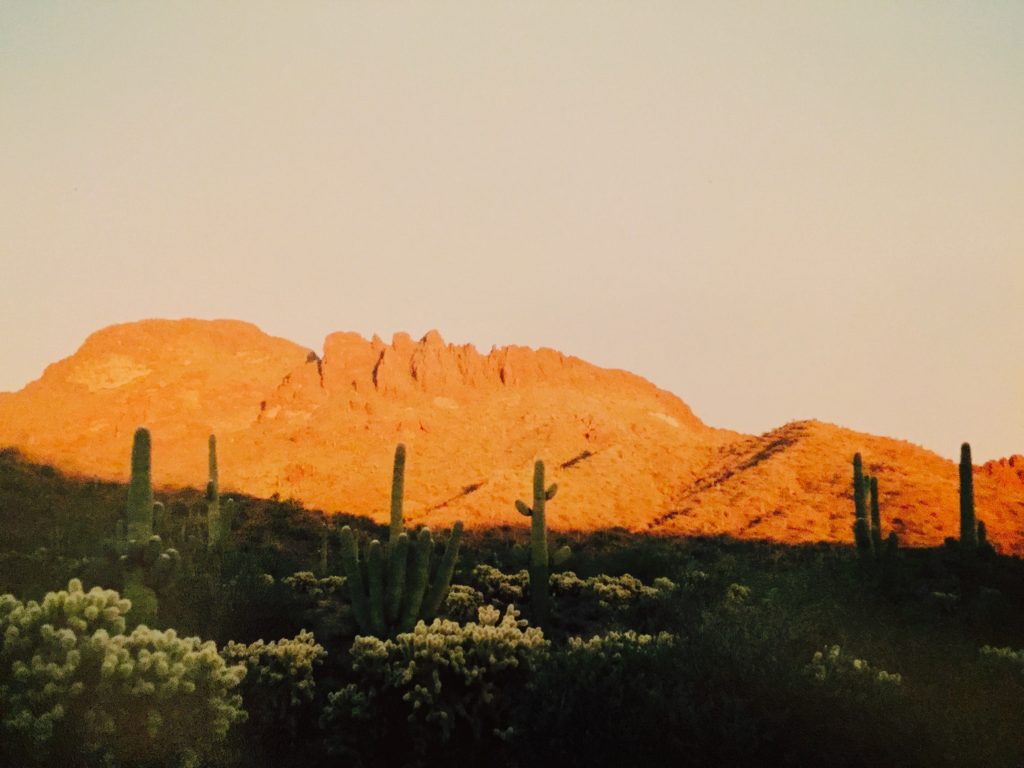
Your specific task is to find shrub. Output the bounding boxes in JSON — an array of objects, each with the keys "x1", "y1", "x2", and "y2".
[
  {"x1": 804, "y1": 644, "x2": 903, "y2": 699},
  {"x1": 321, "y1": 605, "x2": 547, "y2": 764},
  {"x1": 0, "y1": 579, "x2": 246, "y2": 767}
]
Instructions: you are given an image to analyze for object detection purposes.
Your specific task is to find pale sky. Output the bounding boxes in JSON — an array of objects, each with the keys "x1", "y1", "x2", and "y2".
[{"x1": 1, "y1": 2, "x2": 1021, "y2": 461}]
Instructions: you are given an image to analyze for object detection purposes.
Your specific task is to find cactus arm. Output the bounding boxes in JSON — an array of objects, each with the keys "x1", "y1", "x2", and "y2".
[
  {"x1": 421, "y1": 521, "x2": 464, "y2": 619},
  {"x1": 385, "y1": 532, "x2": 410, "y2": 626},
  {"x1": 515, "y1": 500, "x2": 533, "y2": 517},
  {"x1": 339, "y1": 526, "x2": 371, "y2": 633},
  {"x1": 398, "y1": 528, "x2": 433, "y2": 633},
  {"x1": 551, "y1": 544, "x2": 572, "y2": 567},
  {"x1": 389, "y1": 444, "x2": 406, "y2": 546},
  {"x1": 367, "y1": 540, "x2": 386, "y2": 637}
]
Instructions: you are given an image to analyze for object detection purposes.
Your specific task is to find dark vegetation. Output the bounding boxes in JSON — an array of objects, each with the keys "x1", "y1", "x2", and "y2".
[{"x1": 2, "y1": 441, "x2": 1024, "y2": 767}]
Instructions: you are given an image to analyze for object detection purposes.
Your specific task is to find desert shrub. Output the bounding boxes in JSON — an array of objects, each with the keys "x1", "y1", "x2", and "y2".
[
  {"x1": 320, "y1": 604, "x2": 547, "y2": 765},
  {"x1": 804, "y1": 644, "x2": 903, "y2": 699},
  {"x1": 221, "y1": 631, "x2": 326, "y2": 765},
  {"x1": 0, "y1": 579, "x2": 246, "y2": 767},
  {"x1": 468, "y1": 564, "x2": 529, "y2": 606},
  {"x1": 978, "y1": 645, "x2": 1024, "y2": 678},
  {"x1": 439, "y1": 584, "x2": 485, "y2": 624},
  {"x1": 221, "y1": 630, "x2": 325, "y2": 731},
  {"x1": 281, "y1": 572, "x2": 346, "y2": 599}
]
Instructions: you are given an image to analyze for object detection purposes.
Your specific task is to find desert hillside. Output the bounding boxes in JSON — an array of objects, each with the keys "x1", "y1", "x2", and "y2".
[{"x1": 0, "y1": 319, "x2": 1020, "y2": 551}]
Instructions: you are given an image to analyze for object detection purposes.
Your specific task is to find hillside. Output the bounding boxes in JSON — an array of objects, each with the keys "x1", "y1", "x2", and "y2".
[{"x1": 0, "y1": 319, "x2": 1020, "y2": 552}]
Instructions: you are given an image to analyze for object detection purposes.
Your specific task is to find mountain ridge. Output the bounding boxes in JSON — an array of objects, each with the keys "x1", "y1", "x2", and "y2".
[{"x1": 0, "y1": 319, "x2": 1020, "y2": 553}]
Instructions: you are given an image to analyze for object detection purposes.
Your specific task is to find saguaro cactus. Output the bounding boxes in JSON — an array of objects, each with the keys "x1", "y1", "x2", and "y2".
[
  {"x1": 852, "y1": 453, "x2": 872, "y2": 556},
  {"x1": 115, "y1": 428, "x2": 181, "y2": 625},
  {"x1": 516, "y1": 460, "x2": 560, "y2": 625},
  {"x1": 127, "y1": 428, "x2": 155, "y2": 541},
  {"x1": 339, "y1": 445, "x2": 464, "y2": 637},
  {"x1": 869, "y1": 476, "x2": 883, "y2": 553},
  {"x1": 959, "y1": 442, "x2": 977, "y2": 551},
  {"x1": 206, "y1": 435, "x2": 234, "y2": 551}
]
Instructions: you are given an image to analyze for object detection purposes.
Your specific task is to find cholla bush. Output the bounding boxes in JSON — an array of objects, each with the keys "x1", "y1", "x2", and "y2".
[
  {"x1": 282, "y1": 571, "x2": 346, "y2": 599},
  {"x1": 321, "y1": 604, "x2": 548, "y2": 762},
  {"x1": 439, "y1": 584, "x2": 484, "y2": 624},
  {"x1": 978, "y1": 645, "x2": 1024, "y2": 678},
  {"x1": 0, "y1": 579, "x2": 246, "y2": 767},
  {"x1": 221, "y1": 630, "x2": 326, "y2": 734},
  {"x1": 469, "y1": 564, "x2": 529, "y2": 605},
  {"x1": 550, "y1": 571, "x2": 677, "y2": 608},
  {"x1": 804, "y1": 645, "x2": 903, "y2": 700}
]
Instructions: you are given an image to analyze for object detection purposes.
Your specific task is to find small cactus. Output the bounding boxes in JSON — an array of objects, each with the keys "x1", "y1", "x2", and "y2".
[{"x1": 206, "y1": 435, "x2": 234, "y2": 551}]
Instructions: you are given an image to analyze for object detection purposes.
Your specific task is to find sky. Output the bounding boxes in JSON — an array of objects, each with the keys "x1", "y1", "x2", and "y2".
[{"x1": 1, "y1": 2, "x2": 1021, "y2": 462}]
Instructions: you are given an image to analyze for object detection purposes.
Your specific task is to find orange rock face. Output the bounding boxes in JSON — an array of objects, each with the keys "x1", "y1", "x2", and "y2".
[{"x1": 0, "y1": 319, "x2": 1021, "y2": 553}]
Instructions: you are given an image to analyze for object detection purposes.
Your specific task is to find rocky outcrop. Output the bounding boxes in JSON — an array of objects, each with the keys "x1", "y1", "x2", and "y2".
[{"x1": 0, "y1": 319, "x2": 1021, "y2": 553}]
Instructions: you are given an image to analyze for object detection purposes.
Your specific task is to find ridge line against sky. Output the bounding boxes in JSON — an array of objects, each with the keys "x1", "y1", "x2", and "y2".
[{"x1": 1, "y1": 2, "x2": 1021, "y2": 462}]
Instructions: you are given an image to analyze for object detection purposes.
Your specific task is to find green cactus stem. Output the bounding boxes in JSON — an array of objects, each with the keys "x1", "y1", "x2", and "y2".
[
  {"x1": 389, "y1": 444, "x2": 406, "y2": 547},
  {"x1": 852, "y1": 453, "x2": 872, "y2": 556},
  {"x1": 319, "y1": 523, "x2": 330, "y2": 577},
  {"x1": 516, "y1": 460, "x2": 559, "y2": 625},
  {"x1": 339, "y1": 527, "x2": 370, "y2": 631},
  {"x1": 127, "y1": 428, "x2": 155, "y2": 541},
  {"x1": 960, "y1": 442, "x2": 977, "y2": 551},
  {"x1": 206, "y1": 435, "x2": 235, "y2": 551},
  {"x1": 115, "y1": 428, "x2": 182, "y2": 625},
  {"x1": 869, "y1": 476, "x2": 883, "y2": 553},
  {"x1": 421, "y1": 521, "x2": 465, "y2": 620}
]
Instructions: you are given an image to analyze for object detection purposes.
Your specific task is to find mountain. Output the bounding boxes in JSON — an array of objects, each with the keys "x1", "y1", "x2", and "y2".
[{"x1": 0, "y1": 319, "x2": 1021, "y2": 552}]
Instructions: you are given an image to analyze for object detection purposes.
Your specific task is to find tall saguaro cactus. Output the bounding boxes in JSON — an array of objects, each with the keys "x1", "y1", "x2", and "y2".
[
  {"x1": 339, "y1": 445, "x2": 464, "y2": 637},
  {"x1": 959, "y1": 442, "x2": 977, "y2": 551},
  {"x1": 869, "y1": 476, "x2": 883, "y2": 553},
  {"x1": 516, "y1": 460, "x2": 559, "y2": 625},
  {"x1": 852, "y1": 453, "x2": 872, "y2": 556},
  {"x1": 127, "y1": 428, "x2": 155, "y2": 541},
  {"x1": 206, "y1": 435, "x2": 234, "y2": 551},
  {"x1": 115, "y1": 427, "x2": 181, "y2": 626}
]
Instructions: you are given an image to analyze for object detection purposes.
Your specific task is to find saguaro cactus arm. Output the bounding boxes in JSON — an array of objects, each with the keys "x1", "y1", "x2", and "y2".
[
  {"x1": 389, "y1": 444, "x2": 406, "y2": 545},
  {"x1": 422, "y1": 521, "x2": 464, "y2": 619}
]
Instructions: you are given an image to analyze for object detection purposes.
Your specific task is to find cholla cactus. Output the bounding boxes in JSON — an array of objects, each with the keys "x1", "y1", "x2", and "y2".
[
  {"x1": 515, "y1": 460, "x2": 566, "y2": 625},
  {"x1": 0, "y1": 580, "x2": 246, "y2": 765},
  {"x1": 321, "y1": 604, "x2": 548, "y2": 753},
  {"x1": 339, "y1": 444, "x2": 464, "y2": 637},
  {"x1": 221, "y1": 630, "x2": 326, "y2": 736},
  {"x1": 804, "y1": 644, "x2": 902, "y2": 700},
  {"x1": 440, "y1": 584, "x2": 485, "y2": 623},
  {"x1": 550, "y1": 571, "x2": 676, "y2": 609},
  {"x1": 114, "y1": 428, "x2": 181, "y2": 626}
]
